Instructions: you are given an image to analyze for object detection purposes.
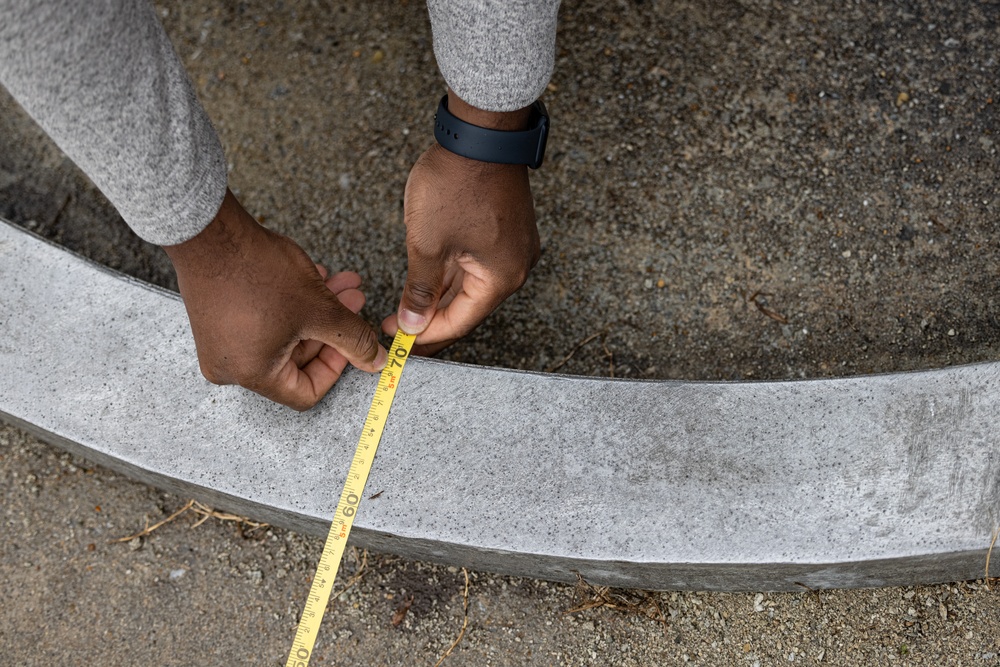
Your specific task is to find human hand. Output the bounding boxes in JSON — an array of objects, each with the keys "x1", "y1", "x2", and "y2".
[
  {"x1": 383, "y1": 94, "x2": 541, "y2": 355},
  {"x1": 164, "y1": 189, "x2": 387, "y2": 411}
]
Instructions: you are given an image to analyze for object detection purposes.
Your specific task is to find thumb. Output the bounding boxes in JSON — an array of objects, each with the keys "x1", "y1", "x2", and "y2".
[
  {"x1": 398, "y1": 250, "x2": 446, "y2": 335},
  {"x1": 305, "y1": 292, "x2": 387, "y2": 373}
]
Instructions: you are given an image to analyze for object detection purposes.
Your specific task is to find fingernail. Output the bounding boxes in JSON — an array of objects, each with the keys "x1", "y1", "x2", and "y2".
[
  {"x1": 374, "y1": 346, "x2": 388, "y2": 371},
  {"x1": 398, "y1": 309, "x2": 427, "y2": 334}
]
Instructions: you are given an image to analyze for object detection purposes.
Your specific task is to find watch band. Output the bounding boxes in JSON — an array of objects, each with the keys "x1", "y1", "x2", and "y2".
[{"x1": 433, "y1": 95, "x2": 549, "y2": 169}]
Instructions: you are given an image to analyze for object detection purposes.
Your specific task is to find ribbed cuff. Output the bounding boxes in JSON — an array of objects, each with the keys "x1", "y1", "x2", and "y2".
[{"x1": 427, "y1": 0, "x2": 560, "y2": 112}]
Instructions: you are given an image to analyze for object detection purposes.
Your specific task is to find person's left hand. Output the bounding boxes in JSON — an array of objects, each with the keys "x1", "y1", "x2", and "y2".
[{"x1": 164, "y1": 189, "x2": 387, "y2": 411}]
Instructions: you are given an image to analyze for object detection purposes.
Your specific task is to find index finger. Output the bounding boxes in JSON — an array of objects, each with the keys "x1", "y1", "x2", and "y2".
[{"x1": 407, "y1": 273, "x2": 502, "y2": 355}]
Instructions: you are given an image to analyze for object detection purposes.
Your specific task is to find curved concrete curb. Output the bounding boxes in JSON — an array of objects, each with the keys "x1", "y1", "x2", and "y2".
[{"x1": 1, "y1": 218, "x2": 998, "y2": 591}]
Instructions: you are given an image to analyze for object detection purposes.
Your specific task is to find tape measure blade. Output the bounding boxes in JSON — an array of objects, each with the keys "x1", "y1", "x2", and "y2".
[{"x1": 285, "y1": 330, "x2": 415, "y2": 667}]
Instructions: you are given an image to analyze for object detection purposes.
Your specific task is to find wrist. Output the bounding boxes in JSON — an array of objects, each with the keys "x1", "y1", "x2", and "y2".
[
  {"x1": 430, "y1": 141, "x2": 526, "y2": 179},
  {"x1": 163, "y1": 189, "x2": 262, "y2": 273},
  {"x1": 445, "y1": 88, "x2": 533, "y2": 131},
  {"x1": 434, "y1": 90, "x2": 548, "y2": 169}
]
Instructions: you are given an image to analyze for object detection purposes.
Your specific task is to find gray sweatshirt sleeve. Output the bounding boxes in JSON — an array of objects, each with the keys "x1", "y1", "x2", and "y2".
[
  {"x1": 427, "y1": 0, "x2": 560, "y2": 112},
  {"x1": 0, "y1": 0, "x2": 227, "y2": 246}
]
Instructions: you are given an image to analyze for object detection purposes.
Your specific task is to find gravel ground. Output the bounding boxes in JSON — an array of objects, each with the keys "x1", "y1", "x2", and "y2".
[{"x1": 2, "y1": 0, "x2": 999, "y2": 664}]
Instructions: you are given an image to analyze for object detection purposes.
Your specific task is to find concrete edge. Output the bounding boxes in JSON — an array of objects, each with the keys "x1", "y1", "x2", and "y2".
[{"x1": 2, "y1": 218, "x2": 998, "y2": 591}]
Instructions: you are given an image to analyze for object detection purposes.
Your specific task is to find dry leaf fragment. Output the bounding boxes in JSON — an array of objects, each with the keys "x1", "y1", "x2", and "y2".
[{"x1": 392, "y1": 595, "x2": 414, "y2": 626}]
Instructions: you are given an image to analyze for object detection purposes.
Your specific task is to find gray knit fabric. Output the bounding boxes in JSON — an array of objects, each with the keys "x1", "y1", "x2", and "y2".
[
  {"x1": 427, "y1": 0, "x2": 560, "y2": 112},
  {"x1": 0, "y1": 1, "x2": 558, "y2": 245},
  {"x1": 0, "y1": 0, "x2": 227, "y2": 245}
]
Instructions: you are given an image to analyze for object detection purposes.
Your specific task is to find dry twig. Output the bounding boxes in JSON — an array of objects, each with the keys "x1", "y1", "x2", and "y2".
[
  {"x1": 986, "y1": 525, "x2": 1000, "y2": 590},
  {"x1": 332, "y1": 548, "x2": 369, "y2": 600},
  {"x1": 565, "y1": 573, "x2": 669, "y2": 630},
  {"x1": 433, "y1": 568, "x2": 470, "y2": 667},
  {"x1": 746, "y1": 289, "x2": 788, "y2": 324},
  {"x1": 113, "y1": 499, "x2": 196, "y2": 542},
  {"x1": 546, "y1": 331, "x2": 605, "y2": 373},
  {"x1": 793, "y1": 581, "x2": 824, "y2": 606},
  {"x1": 602, "y1": 337, "x2": 615, "y2": 378},
  {"x1": 113, "y1": 499, "x2": 268, "y2": 543}
]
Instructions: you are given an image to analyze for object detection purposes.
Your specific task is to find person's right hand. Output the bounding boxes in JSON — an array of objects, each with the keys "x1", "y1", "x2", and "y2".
[
  {"x1": 381, "y1": 90, "x2": 541, "y2": 355},
  {"x1": 163, "y1": 189, "x2": 387, "y2": 411}
]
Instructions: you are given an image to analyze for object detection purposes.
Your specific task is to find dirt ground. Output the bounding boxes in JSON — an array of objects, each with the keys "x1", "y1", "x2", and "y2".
[{"x1": 1, "y1": 0, "x2": 999, "y2": 665}]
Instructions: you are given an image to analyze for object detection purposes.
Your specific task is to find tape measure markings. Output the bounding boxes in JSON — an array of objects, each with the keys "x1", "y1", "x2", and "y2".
[{"x1": 285, "y1": 330, "x2": 416, "y2": 667}]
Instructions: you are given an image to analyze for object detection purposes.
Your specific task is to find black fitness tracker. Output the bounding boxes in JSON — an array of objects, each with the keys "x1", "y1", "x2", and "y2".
[{"x1": 433, "y1": 95, "x2": 549, "y2": 169}]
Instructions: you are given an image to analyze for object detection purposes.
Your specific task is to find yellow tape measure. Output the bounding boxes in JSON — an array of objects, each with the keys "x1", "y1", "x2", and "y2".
[{"x1": 286, "y1": 330, "x2": 416, "y2": 667}]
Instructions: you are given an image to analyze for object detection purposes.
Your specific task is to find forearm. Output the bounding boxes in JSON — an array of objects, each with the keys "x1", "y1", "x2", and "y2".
[
  {"x1": 0, "y1": 0, "x2": 226, "y2": 245},
  {"x1": 427, "y1": 0, "x2": 561, "y2": 112}
]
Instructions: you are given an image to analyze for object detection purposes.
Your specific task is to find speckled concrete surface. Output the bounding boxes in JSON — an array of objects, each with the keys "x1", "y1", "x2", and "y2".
[
  {"x1": 2, "y1": 0, "x2": 999, "y2": 664},
  {"x1": 4, "y1": 219, "x2": 999, "y2": 592}
]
